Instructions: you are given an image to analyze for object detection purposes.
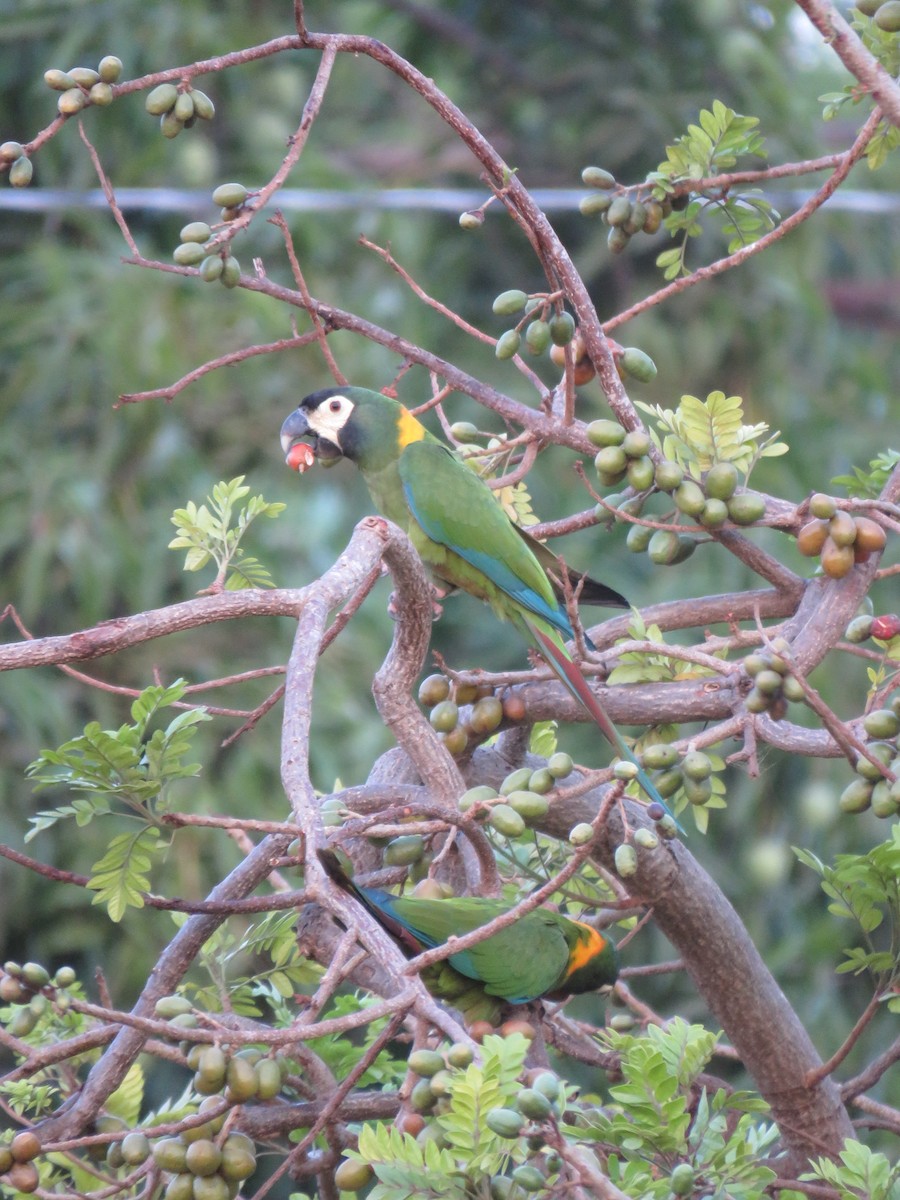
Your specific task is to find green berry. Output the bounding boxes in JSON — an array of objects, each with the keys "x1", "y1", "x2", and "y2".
[
  {"x1": 699, "y1": 498, "x2": 729, "y2": 528},
  {"x1": 681, "y1": 751, "x2": 712, "y2": 781},
  {"x1": 640, "y1": 743, "x2": 680, "y2": 770},
  {"x1": 683, "y1": 776, "x2": 712, "y2": 806},
  {"x1": 153, "y1": 1138, "x2": 188, "y2": 1173},
  {"x1": 489, "y1": 803, "x2": 526, "y2": 839},
  {"x1": 607, "y1": 195, "x2": 633, "y2": 227},
  {"x1": 525, "y1": 319, "x2": 551, "y2": 355},
  {"x1": 839, "y1": 778, "x2": 873, "y2": 814},
  {"x1": 9, "y1": 156, "x2": 33, "y2": 187},
  {"x1": 614, "y1": 843, "x2": 638, "y2": 877},
  {"x1": 673, "y1": 479, "x2": 706, "y2": 516},
  {"x1": 863, "y1": 708, "x2": 900, "y2": 739},
  {"x1": 44, "y1": 69, "x2": 76, "y2": 91},
  {"x1": 634, "y1": 827, "x2": 659, "y2": 850},
  {"x1": 579, "y1": 192, "x2": 614, "y2": 216},
  {"x1": 549, "y1": 312, "x2": 576, "y2": 345},
  {"x1": 511, "y1": 1164, "x2": 546, "y2": 1191},
  {"x1": 586, "y1": 419, "x2": 626, "y2": 447},
  {"x1": 173, "y1": 242, "x2": 206, "y2": 266},
  {"x1": 0, "y1": 141, "x2": 24, "y2": 162},
  {"x1": 619, "y1": 346, "x2": 657, "y2": 382},
  {"x1": 191, "y1": 90, "x2": 215, "y2": 120},
  {"x1": 727, "y1": 492, "x2": 766, "y2": 525},
  {"x1": 628, "y1": 520, "x2": 657, "y2": 552},
  {"x1": 121, "y1": 1132, "x2": 151, "y2": 1166},
  {"x1": 875, "y1": 1, "x2": 900, "y2": 31},
  {"x1": 626, "y1": 455, "x2": 655, "y2": 492},
  {"x1": 199, "y1": 255, "x2": 224, "y2": 282},
  {"x1": 458, "y1": 784, "x2": 497, "y2": 812},
  {"x1": 58, "y1": 89, "x2": 86, "y2": 115},
  {"x1": 506, "y1": 790, "x2": 550, "y2": 821},
  {"x1": 180, "y1": 221, "x2": 212, "y2": 244},
  {"x1": 527, "y1": 767, "x2": 554, "y2": 794},
  {"x1": 159, "y1": 111, "x2": 184, "y2": 138},
  {"x1": 569, "y1": 822, "x2": 594, "y2": 845},
  {"x1": 491, "y1": 289, "x2": 528, "y2": 316},
  {"x1": 145, "y1": 83, "x2": 178, "y2": 114},
  {"x1": 221, "y1": 256, "x2": 241, "y2": 287},
  {"x1": 495, "y1": 329, "x2": 521, "y2": 360},
  {"x1": 211, "y1": 182, "x2": 249, "y2": 208},
  {"x1": 704, "y1": 462, "x2": 739, "y2": 501},
  {"x1": 647, "y1": 529, "x2": 691, "y2": 565},
  {"x1": 809, "y1": 492, "x2": 836, "y2": 519},
  {"x1": 595, "y1": 445, "x2": 628, "y2": 477},
  {"x1": 98, "y1": 56, "x2": 123, "y2": 83},
  {"x1": 547, "y1": 751, "x2": 574, "y2": 779},
  {"x1": 219, "y1": 1134, "x2": 256, "y2": 1181},
  {"x1": 485, "y1": 1107, "x2": 525, "y2": 1138},
  {"x1": 88, "y1": 82, "x2": 114, "y2": 106},
  {"x1": 383, "y1": 834, "x2": 425, "y2": 866},
  {"x1": 499, "y1": 767, "x2": 533, "y2": 795},
  {"x1": 654, "y1": 459, "x2": 684, "y2": 491},
  {"x1": 581, "y1": 166, "x2": 616, "y2": 189},
  {"x1": 670, "y1": 1163, "x2": 696, "y2": 1196},
  {"x1": 69, "y1": 67, "x2": 100, "y2": 87},
  {"x1": 408, "y1": 1049, "x2": 445, "y2": 1077},
  {"x1": 429, "y1": 699, "x2": 459, "y2": 733},
  {"x1": 174, "y1": 91, "x2": 195, "y2": 122},
  {"x1": 621, "y1": 429, "x2": 651, "y2": 459},
  {"x1": 607, "y1": 225, "x2": 630, "y2": 253}
]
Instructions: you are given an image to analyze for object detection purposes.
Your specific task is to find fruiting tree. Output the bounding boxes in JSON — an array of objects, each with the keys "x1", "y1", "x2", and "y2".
[{"x1": 0, "y1": 2, "x2": 899, "y2": 1199}]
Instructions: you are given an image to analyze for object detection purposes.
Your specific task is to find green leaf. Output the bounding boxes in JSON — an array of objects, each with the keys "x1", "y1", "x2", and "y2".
[
  {"x1": 105, "y1": 1062, "x2": 144, "y2": 1125},
  {"x1": 88, "y1": 827, "x2": 168, "y2": 922}
]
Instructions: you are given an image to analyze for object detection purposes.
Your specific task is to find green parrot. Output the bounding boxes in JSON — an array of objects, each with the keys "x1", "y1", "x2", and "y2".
[
  {"x1": 317, "y1": 848, "x2": 618, "y2": 1012},
  {"x1": 280, "y1": 385, "x2": 679, "y2": 828}
]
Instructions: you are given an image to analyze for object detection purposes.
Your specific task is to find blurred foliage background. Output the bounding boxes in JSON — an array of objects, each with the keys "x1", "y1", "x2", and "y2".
[{"x1": 0, "y1": 0, "x2": 898, "y2": 1107}]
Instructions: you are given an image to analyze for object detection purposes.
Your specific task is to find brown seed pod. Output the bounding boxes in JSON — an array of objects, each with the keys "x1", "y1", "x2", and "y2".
[
  {"x1": 853, "y1": 516, "x2": 886, "y2": 553},
  {"x1": 820, "y1": 536, "x2": 855, "y2": 579},
  {"x1": 796, "y1": 518, "x2": 829, "y2": 557}
]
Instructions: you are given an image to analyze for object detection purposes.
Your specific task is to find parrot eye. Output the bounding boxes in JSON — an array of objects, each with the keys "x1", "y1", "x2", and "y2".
[{"x1": 329, "y1": 399, "x2": 343, "y2": 412}]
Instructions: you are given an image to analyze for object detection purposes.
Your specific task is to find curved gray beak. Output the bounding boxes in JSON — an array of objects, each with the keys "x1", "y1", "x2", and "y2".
[{"x1": 280, "y1": 408, "x2": 313, "y2": 458}]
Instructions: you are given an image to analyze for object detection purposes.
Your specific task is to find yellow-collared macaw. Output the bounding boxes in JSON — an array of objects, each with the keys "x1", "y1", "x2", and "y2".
[{"x1": 280, "y1": 386, "x2": 679, "y2": 829}]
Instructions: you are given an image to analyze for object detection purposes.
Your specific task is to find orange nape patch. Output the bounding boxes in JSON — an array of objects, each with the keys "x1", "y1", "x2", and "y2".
[
  {"x1": 564, "y1": 921, "x2": 610, "y2": 977},
  {"x1": 396, "y1": 405, "x2": 427, "y2": 449}
]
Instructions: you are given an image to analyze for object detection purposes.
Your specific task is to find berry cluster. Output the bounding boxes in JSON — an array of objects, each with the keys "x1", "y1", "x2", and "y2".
[
  {"x1": 145, "y1": 81, "x2": 215, "y2": 138},
  {"x1": 840, "y1": 699, "x2": 900, "y2": 818},
  {"x1": 796, "y1": 494, "x2": 886, "y2": 579}
]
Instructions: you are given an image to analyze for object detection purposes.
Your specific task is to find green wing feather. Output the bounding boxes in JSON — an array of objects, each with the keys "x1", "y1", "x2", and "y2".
[
  {"x1": 385, "y1": 897, "x2": 572, "y2": 1001},
  {"x1": 398, "y1": 441, "x2": 571, "y2": 635}
]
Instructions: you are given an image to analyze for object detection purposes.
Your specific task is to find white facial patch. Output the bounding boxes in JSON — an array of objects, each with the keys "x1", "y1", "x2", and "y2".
[{"x1": 305, "y1": 393, "x2": 355, "y2": 449}]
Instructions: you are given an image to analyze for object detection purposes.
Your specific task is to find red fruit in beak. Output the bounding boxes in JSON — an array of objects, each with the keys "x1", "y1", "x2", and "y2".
[{"x1": 286, "y1": 442, "x2": 316, "y2": 473}]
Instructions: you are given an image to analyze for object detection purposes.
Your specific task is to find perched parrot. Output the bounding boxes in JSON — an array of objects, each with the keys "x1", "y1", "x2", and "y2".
[
  {"x1": 318, "y1": 848, "x2": 617, "y2": 1015},
  {"x1": 280, "y1": 385, "x2": 680, "y2": 828}
]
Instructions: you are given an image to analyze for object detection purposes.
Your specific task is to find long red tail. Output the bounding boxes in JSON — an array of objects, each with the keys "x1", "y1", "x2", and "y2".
[{"x1": 523, "y1": 616, "x2": 685, "y2": 834}]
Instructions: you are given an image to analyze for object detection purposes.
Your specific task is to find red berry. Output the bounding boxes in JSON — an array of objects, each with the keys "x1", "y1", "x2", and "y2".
[
  {"x1": 286, "y1": 442, "x2": 316, "y2": 472},
  {"x1": 871, "y1": 614, "x2": 900, "y2": 642}
]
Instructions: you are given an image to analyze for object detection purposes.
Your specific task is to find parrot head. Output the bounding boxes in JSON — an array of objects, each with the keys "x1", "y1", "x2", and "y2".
[{"x1": 280, "y1": 386, "x2": 427, "y2": 473}]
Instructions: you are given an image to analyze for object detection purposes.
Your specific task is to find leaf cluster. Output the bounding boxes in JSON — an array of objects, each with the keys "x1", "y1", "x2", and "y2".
[
  {"x1": 168, "y1": 476, "x2": 286, "y2": 590},
  {"x1": 25, "y1": 681, "x2": 210, "y2": 920},
  {"x1": 349, "y1": 1033, "x2": 532, "y2": 1198},
  {"x1": 582, "y1": 1019, "x2": 777, "y2": 1199},
  {"x1": 647, "y1": 101, "x2": 775, "y2": 277},
  {"x1": 637, "y1": 390, "x2": 787, "y2": 477},
  {"x1": 819, "y1": 12, "x2": 900, "y2": 170},
  {"x1": 803, "y1": 1138, "x2": 900, "y2": 1200},
  {"x1": 831, "y1": 449, "x2": 900, "y2": 498},
  {"x1": 795, "y1": 827, "x2": 900, "y2": 1004}
]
